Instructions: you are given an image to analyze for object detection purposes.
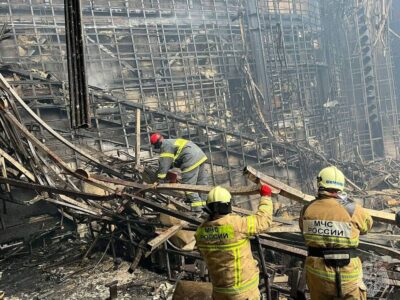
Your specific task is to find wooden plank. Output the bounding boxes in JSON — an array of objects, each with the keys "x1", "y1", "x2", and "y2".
[
  {"x1": 262, "y1": 231, "x2": 400, "y2": 260},
  {"x1": 91, "y1": 173, "x2": 260, "y2": 196},
  {"x1": 244, "y1": 166, "x2": 397, "y2": 225},
  {"x1": 361, "y1": 234, "x2": 400, "y2": 242},
  {"x1": 244, "y1": 166, "x2": 313, "y2": 202},
  {"x1": 0, "y1": 147, "x2": 36, "y2": 182},
  {"x1": 59, "y1": 195, "x2": 102, "y2": 216},
  {"x1": 364, "y1": 208, "x2": 396, "y2": 224},
  {"x1": 45, "y1": 198, "x2": 101, "y2": 216},
  {"x1": 93, "y1": 173, "x2": 298, "y2": 227},
  {"x1": 0, "y1": 177, "x2": 114, "y2": 201},
  {"x1": 145, "y1": 223, "x2": 185, "y2": 256},
  {"x1": 27, "y1": 214, "x2": 54, "y2": 224},
  {"x1": 0, "y1": 157, "x2": 10, "y2": 192},
  {"x1": 0, "y1": 176, "x2": 203, "y2": 225},
  {"x1": 359, "y1": 241, "x2": 400, "y2": 259},
  {"x1": 257, "y1": 238, "x2": 307, "y2": 258},
  {"x1": 156, "y1": 183, "x2": 259, "y2": 196},
  {"x1": 135, "y1": 109, "x2": 141, "y2": 167}
]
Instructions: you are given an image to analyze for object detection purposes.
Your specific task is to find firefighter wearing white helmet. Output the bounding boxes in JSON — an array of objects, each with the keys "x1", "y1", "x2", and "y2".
[
  {"x1": 195, "y1": 185, "x2": 273, "y2": 300},
  {"x1": 299, "y1": 166, "x2": 373, "y2": 300}
]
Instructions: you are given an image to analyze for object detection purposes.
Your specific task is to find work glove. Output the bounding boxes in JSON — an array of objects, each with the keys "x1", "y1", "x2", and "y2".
[{"x1": 259, "y1": 184, "x2": 272, "y2": 197}]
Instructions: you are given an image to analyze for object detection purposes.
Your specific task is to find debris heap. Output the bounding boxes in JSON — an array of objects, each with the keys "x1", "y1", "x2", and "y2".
[{"x1": 0, "y1": 76, "x2": 399, "y2": 299}]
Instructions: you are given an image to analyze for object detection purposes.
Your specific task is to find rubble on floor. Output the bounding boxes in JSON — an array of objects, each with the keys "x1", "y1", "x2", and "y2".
[
  {"x1": 0, "y1": 238, "x2": 171, "y2": 300},
  {"x1": 0, "y1": 74, "x2": 399, "y2": 299}
]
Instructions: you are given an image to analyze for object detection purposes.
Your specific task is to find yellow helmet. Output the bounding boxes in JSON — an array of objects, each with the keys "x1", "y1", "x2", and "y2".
[
  {"x1": 207, "y1": 186, "x2": 231, "y2": 205},
  {"x1": 317, "y1": 166, "x2": 345, "y2": 191}
]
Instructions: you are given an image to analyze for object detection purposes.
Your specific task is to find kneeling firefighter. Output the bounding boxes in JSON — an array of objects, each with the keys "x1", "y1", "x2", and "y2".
[
  {"x1": 150, "y1": 133, "x2": 208, "y2": 212},
  {"x1": 299, "y1": 166, "x2": 373, "y2": 299},
  {"x1": 195, "y1": 185, "x2": 273, "y2": 300}
]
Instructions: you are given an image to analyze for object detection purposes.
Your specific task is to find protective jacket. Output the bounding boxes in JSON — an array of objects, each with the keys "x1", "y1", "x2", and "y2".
[
  {"x1": 299, "y1": 195, "x2": 373, "y2": 299},
  {"x1": 195, "y1": 196, "x2": 273, "y2": 300},
  {"x1": 157, "y1": 138, "x2": 207, "y2": 180}
]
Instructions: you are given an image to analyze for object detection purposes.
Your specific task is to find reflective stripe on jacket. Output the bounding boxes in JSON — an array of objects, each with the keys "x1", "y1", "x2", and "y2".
[
  {"x1": 195, "y1": 197, "x2": 273, "y2": 296},
  {"x1": 157, "y1": 139, "x2": 207, "y2": 179},
  {"x1": 299, "y1": 196, "x2": 373, "y2": 283}
]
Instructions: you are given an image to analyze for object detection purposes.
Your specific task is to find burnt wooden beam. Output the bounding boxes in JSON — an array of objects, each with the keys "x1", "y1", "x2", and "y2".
[
  {"x1": 91, "y1": 173, "x2": 260, "y2": 196},
  {"x1": 0, "y1": 147, "x2": 36, "y2": 182},
  {"x1": 135, "y1": 109, "x2": 141, "y2": 167},
  {"x1": 244, "y1": 165, "x2": 397, "y2": 225},
  {"x1": 145, "y1": 223, "x2": 185, "y2": 257},
  {"x1": 0, "y1": 176, "x2": 202, "y2": 225},
  {"x1": 0, "y1": 177, "x2": 114, "y2": 201}
]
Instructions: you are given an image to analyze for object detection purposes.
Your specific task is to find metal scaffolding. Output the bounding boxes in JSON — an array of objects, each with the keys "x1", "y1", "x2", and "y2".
[{"x1": 0, "y1": 0, "x2": 399, "y2": 197}]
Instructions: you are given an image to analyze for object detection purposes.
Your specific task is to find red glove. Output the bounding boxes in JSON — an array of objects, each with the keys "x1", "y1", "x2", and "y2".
[{"x1": 260, "y1": 184, "x2": 272, "y2": 196}]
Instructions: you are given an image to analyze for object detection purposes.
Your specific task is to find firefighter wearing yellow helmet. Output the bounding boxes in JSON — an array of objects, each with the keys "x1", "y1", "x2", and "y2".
[
  {"x1": 299, "y1": 166, "x2": 373, "y2": 300},
  {"x1": 195, "y1": 185, "x2": 273, "y2": 300},
  {"x1": 317, "y1": 166, "x2": 345, "y2": 191}
]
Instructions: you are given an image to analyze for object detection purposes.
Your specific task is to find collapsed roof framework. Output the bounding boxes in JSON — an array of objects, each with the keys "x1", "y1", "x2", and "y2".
[
  {"x1": 0, "y1": 0, "x2": 399, "y2": 193},
  {"x1": 1, "y1": 1, "x2": 400, "y2": 298}
]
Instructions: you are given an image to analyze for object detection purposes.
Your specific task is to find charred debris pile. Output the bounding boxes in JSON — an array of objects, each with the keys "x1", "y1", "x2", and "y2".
[{"x1": 0, "y1": 74, "x2": 399, "y2": 299}]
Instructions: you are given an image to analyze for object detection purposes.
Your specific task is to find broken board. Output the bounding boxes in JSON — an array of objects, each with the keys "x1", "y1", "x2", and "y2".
[{"x1": 244, "y1": 166, "x2": 397, "y2": 225}]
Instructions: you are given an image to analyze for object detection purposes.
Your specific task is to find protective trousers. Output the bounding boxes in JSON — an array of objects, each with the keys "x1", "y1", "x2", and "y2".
[
  {"x1": 212, "y1": 287, "x2": 260, "y2": 300},
  {"x1": 307, "y1": 275, "x2": 366, "y2": 300},
  {"x1": 181, "y1": 163, "x2": 208, "y2": 211},
  {"x1": 306, "y1": 257, "x2": 367, "y2": 300}
]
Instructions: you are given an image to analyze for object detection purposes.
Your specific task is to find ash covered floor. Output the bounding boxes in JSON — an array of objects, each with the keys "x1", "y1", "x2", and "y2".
[{"x1": 0, "y1": 239, "x2": 172, "y2": 300}]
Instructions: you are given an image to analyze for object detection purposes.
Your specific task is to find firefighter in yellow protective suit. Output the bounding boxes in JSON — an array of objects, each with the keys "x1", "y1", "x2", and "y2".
[
  {"x1": 299, "y1": 166, "x2": 373, "y2": 300},
  {"x1": 195, "y1": 185, "x2": 273, "y2": 300}
]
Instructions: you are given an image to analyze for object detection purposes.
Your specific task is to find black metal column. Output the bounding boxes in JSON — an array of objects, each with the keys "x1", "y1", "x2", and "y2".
[
  {"x1": 246, "y1": 0, "x2": 270, "y2": 108},
  {"x1": 357, "y1": 6, "x2": 384, "y2": 158},
  {"x1": 64, "y1": 0, "x2": 90, "y2": 128}
]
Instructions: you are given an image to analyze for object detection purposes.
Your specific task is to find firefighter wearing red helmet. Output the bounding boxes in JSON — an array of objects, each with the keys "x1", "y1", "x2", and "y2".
[{"x1": 150, "y1": 133, "x2": 208, "y2": 212}]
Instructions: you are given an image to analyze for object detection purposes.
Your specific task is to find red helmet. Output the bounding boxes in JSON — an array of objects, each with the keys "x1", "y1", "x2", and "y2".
[{"x1": 150, "y1": 132, "x2": 163, "y2": 145}]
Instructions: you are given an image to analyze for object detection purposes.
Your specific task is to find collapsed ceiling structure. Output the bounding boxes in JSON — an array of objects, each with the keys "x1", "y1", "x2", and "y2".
[{"x1": 1, "y1": 0, "x2": 400, "y2": 299}]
